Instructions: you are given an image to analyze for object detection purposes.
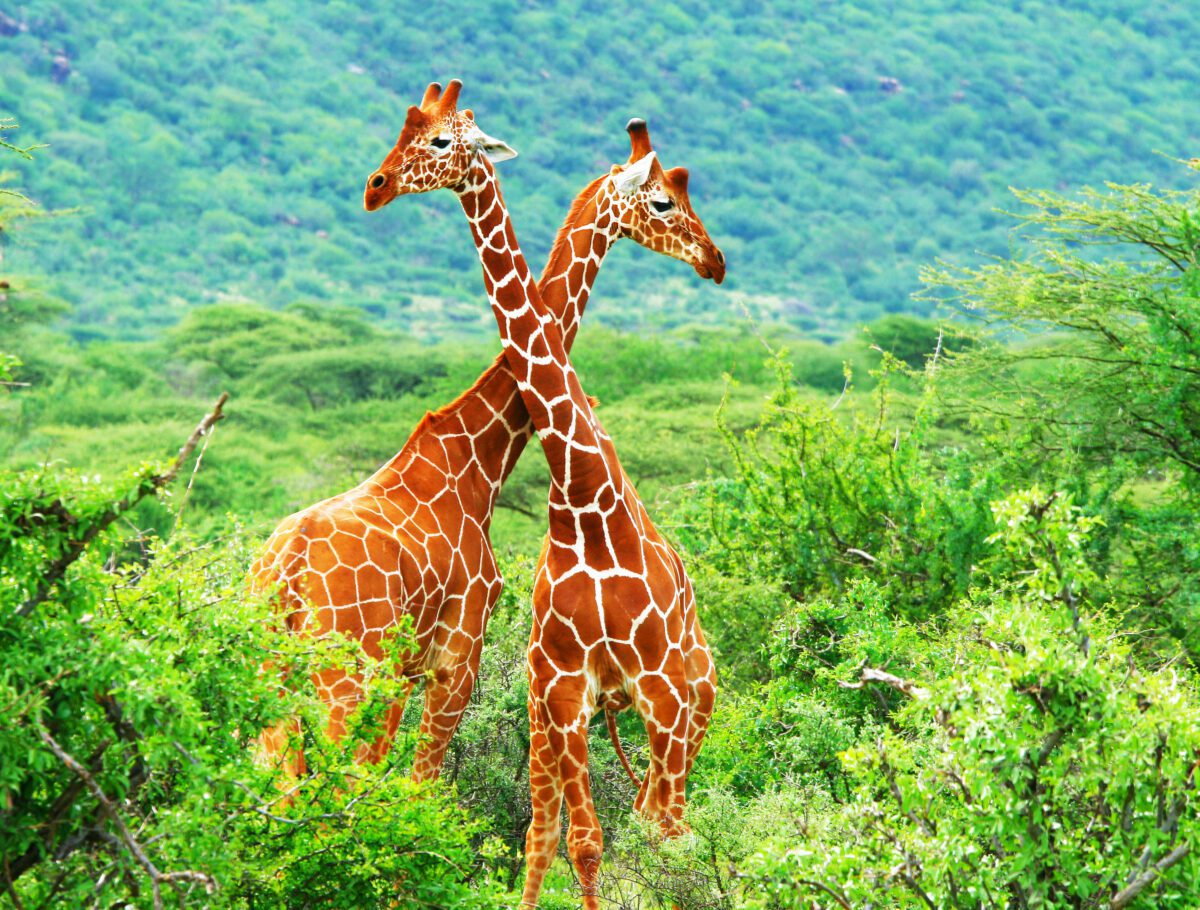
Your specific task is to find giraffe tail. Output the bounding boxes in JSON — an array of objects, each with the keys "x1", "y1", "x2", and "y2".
[{"x1": 605, "y1": 708, "x2": 640, "y2": 788}]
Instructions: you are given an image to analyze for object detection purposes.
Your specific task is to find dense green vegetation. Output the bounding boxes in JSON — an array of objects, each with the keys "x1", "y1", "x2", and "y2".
[
  {"x1": 7, "y1": 127, "x2": 1200, "y2": 904},
  {"x1": 5, "y1": 7, "x2": 1200, "y2": 904},
  {"x1": 2, "y1": 0, "x2": 1199, "y2": 340}
]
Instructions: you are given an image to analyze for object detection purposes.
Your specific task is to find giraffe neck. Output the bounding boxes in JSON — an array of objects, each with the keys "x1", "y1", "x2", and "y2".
[
  {"x1": 536, "y1": 175, "x2": 613, "y2": 346},
  {"x1": 456, "y1": 158, "x2": 612, "y2": 503},
  {"x1": 372, "y1": 172, "x2": 618, "y2": 524}
]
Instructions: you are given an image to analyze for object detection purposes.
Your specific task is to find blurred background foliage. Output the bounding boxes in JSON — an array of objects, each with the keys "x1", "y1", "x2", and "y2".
[{"x1": 0, "y1": 0, "x2": 1198, "y2": 341}]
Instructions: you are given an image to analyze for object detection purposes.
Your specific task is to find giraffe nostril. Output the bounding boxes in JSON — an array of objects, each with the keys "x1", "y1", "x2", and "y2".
[
  {"x1": 715, "y1": 249, "x2": 725, "y2": 267},
  {"x1": 369, "y1": 173, "x2": 386, "y2": 190}
]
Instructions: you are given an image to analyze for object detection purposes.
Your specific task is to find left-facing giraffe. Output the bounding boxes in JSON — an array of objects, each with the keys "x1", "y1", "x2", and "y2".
[{"x1": 251, "y1": 81, "x2": 724, "y2": 781}]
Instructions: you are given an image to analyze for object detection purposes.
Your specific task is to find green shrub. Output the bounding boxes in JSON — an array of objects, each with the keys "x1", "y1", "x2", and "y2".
[
  {"x1": 742, "y1": 490, "x2": 1200, "y2": 910},
  {"x1": 692, "y1": 354, "x2": 1000, "y2": 618},
  {"x1": 0, "y1": 416, "x2": 513, "y2": 909}
]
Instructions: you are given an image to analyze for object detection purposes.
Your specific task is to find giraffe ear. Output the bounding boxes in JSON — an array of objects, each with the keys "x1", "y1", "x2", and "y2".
[
  {"x1": 613, "y1": 151, "x2": 656, "y2": 195},
  {"x1": 466, "y1": 125, "x2": 518, "y2": 163}
]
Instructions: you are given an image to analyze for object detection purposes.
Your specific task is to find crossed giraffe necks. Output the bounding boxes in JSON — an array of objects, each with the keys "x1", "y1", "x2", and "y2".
[
  {"x1": 458, "y1": 160, "x2": 608, "y2": 492},
  {"x1": 405, "y1": 171, "x2": 615, "y2": 518},
  {"x1": 252, "y1": 174, "x2": 619, "y2": 782}
]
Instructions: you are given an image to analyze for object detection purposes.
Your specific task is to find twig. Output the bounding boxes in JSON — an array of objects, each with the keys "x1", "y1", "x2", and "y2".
[
  {"x1": 793, "y1": 878, "x2": 853, "y2": 909},
  {"x1": 1036, "y1": 728, "x2": 1068, "y2": 766},
  {"x1": 39, "y1": 730, "x2": 216, "y2": 909},
  {"x1": 1111, "y1": 844, "x2": 1190, "y2": 909},
  {"x1": 900, "y1": 872, "x2": 939, "y2": 910},
  {"x1": 158, "y1": 392, "x2": 229, "y2": 487},
  {"x1": 16, "y1": 393, "x2": 228, "y2": 616},
  {"x1": 845, "y1": 547, "x2": 878, "y2": 564},
  {"x1": 830, "y1": 372, "x2": 851, "y2": 410},
  {"x1": 2, "y1": 855, "x2": 27, "y2": 910},
  {"x1": 171, "y1": 407, "x2": 220, "y2": 532},
  {"x1": 4, "y1": 737, "x2": 111, "y2": 883},
  {"x1": 927, "y1": 329, "x2": 945, "y2": 374}
]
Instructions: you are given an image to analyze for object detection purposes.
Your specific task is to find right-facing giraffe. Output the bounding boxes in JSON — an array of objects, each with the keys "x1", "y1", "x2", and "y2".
[{"x1": 364, "y1": 80, "x2": 722, "y2": 910}]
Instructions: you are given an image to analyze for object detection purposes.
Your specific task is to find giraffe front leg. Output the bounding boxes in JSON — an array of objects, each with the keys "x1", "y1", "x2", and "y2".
[
  {"x1": 410, "y1": 639, "x2": 484, "y2": 782},
  {"x1": 563, "y1": 736, "x2": 605, "y2": 910},
  {"x1": 538, "y1": 674, "x2": 604, "y2": 910},
  {"x1": 520, "y1": 704, "x2": 564, "y2": 909}
]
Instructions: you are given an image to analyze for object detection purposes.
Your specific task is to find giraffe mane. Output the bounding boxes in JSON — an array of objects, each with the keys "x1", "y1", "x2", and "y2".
[
  {"x1": 537, "y1": 173, "x2": 608, "y2": 287},
  {"x1": 415, "y1": 356, "x2": 511, "y2": 430},
  {"x1": 401, "y1": 356, "x2": 603, "y2": 448}
]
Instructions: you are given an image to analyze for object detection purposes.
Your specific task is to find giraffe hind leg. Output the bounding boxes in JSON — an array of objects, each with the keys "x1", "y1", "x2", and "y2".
[
  {"x1": 410, "y1": 621, "x2": 487, "y2": 781},
  {"x1": 683, "y1": 648, "x2": 717, "y2": 783},
  {"x1": 257, "y1": 715, "x2": 307, "y2": 781},
  {"x1": 410, "y1": 662, "x2": 479, "y2": 781},
  {"x1": 632, "y1": 669, "x2": 691, "y2": 837},
  {"x1": 358, "y1": 678, "x2": 417, "y2": 766}
]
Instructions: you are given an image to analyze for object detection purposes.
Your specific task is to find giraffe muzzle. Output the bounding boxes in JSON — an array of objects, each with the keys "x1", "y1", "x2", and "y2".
[
  {"x1": 696, "y1": 247, "x2": 726, "y2": 284},
  {"x1": 363, "y1": 172, "x2": 397, "y2": 212}
]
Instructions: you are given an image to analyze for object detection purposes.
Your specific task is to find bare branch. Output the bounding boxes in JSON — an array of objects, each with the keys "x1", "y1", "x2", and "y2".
[
  {"x1": 900, "y1": 872, "x2": 939, "y2": 910},
  {"x1": 16, "y1": 393, "x2": 228, "y2": 617},
  {"x1": 1036, "y1": 728, "x2": 1068, "y2": 767},
  {"x1": 839, "y1": 666, "x2": 930, "y2": 701},
  {"x1": 39, "y1": 730, "x2": 216, "y2": 909},
  {"x1": 1111, "y1": 844, "x2": 1190, "y2": 909},
  {"x1": 794, "y1": 878, "x2": 853, "y2": 909},
  {"x1": 157, "y1": 392, "x2": 229, "y2": 488},
  {"x1": 3, "y1": 736, "x2": 111, "y2": 883}
]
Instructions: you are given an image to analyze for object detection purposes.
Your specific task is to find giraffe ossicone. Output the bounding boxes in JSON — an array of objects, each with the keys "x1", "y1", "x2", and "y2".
[
  {"x1": 364, "y1": 80, "x2": 722, "y2": 910},
  {"x1": 252, "y1": 79, "x2": 722, "y2": 819}
]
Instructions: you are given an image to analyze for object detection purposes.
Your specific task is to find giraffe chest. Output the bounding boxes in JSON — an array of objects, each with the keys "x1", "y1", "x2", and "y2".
[{"x1": 538, "y1": 531, "x2": 687, "y2": 641}]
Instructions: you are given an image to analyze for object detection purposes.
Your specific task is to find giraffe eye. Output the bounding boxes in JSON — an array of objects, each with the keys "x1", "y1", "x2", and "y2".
[
  {"x1": 650, "y1": 199, "x2": 674, "y2": 214},
  {"x1": 430, "y1": 136, "x2": 452, "y2": 150}
]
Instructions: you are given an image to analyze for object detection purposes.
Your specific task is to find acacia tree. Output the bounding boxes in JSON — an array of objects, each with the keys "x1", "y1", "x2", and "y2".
[
  {"x1": 0, "y1": 400, "x2": 512, "y2": 909},
  {"x1": 744, "y1": 489, "x2": 1200, "y2": 910},
  {"x1": 923, "y1": 164, "x2": 1200, "y2": 487},
  {"x1": 1, "y1": 121, "x2": 69, "y2": 369}
]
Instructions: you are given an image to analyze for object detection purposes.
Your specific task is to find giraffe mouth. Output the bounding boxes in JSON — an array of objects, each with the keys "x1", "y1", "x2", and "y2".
[
  {"x1": 695, "y1": 257, "x2": 725, "y2": 285},
  {"x1": 690, "y1": 241, "x2": 725, "y2": 284}
]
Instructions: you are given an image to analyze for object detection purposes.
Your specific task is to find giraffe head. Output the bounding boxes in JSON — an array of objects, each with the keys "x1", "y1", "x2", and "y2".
[
  {"x1": 601, "y1": 119, "x2": 726, "y2": 284},
  {"x1": 363, "y1": 80, "x2": 516, "y2": 211}
]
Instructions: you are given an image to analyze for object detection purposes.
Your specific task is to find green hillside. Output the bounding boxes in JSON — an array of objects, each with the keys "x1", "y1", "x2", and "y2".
[{"x1": 2, "y1": 0, "x2": 1198, "y2": 340}]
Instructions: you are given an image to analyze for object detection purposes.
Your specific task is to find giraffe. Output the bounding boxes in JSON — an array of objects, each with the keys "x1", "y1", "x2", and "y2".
[
  {"x1": 252, "y1": 85, "x2": 724, "y2": 786},
  {"x1": 363, "y1": 80, "x2": 722, "y2": 910}
]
